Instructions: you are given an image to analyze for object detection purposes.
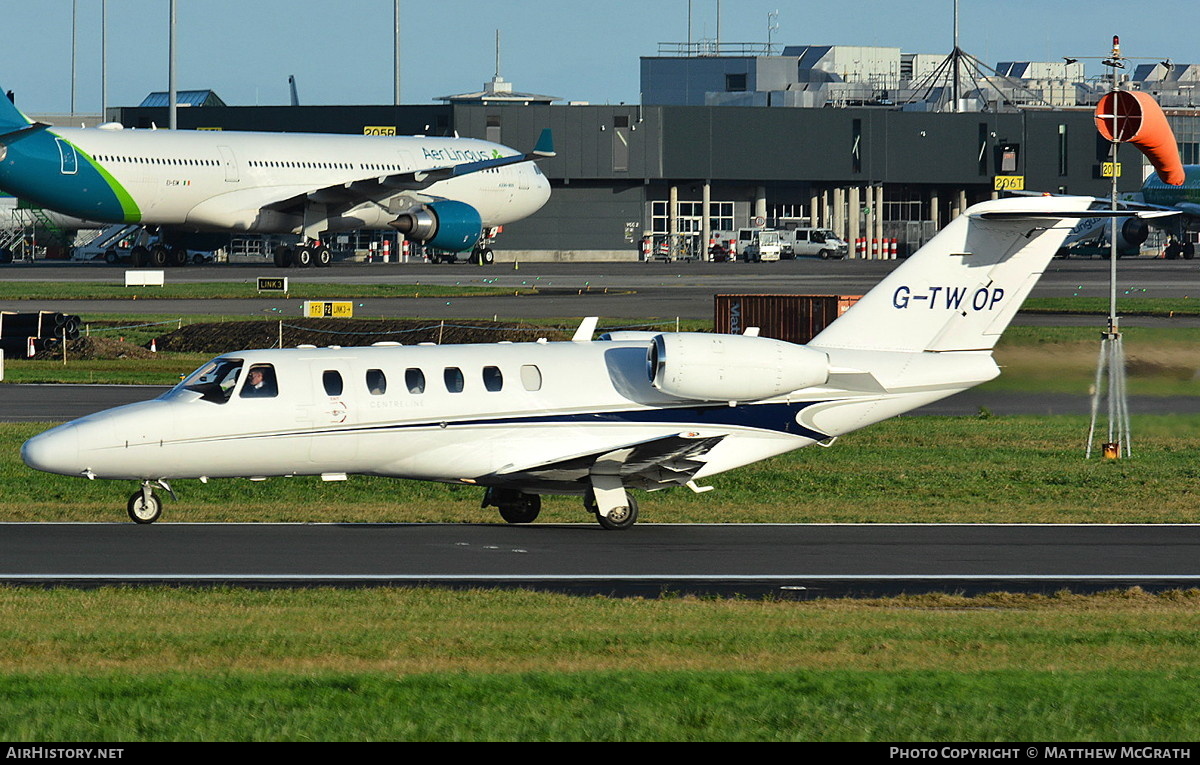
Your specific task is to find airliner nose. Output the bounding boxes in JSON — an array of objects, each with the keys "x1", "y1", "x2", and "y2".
[{"x1": 21, "y1": 423, "x2": 81, "y2": 476}]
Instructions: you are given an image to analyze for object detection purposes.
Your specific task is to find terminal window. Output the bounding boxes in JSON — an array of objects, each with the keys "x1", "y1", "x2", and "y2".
[{"x1": 725, "y1": 73, "x2": 747, "y2": 92}]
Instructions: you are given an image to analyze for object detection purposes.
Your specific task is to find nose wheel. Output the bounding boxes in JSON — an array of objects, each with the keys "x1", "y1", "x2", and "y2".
[{"x1": 127, "y1": 487, "x2": 162, "y2": 524}]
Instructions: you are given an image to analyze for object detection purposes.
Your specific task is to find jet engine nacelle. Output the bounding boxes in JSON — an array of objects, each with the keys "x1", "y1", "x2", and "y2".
[
  {"x1": 647, "y1": 333, "x2": 830, "y2": 402},
  {"x1": 1116, "y1": 216, "x2": 1150, "y2": 250},
  {"x1": 389, "y1": 200, "x2": 483, "y2": 252},
  {"x1": 1067, "y1": 215, "x2": 1149, "y2": 252}
]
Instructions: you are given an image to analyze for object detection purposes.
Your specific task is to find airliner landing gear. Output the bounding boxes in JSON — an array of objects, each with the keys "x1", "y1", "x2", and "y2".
[
  {"x1": 274, "y1": 241, "x2": 333, "y2": 268},
  {"x1": 127, "y1": 483, "x2": 162, "y2": 524},
  {"x1": 585, "y1": 486, "x2": 639, "y2": 531},
  {"x1": 483, "y1": 487, "x2": 541, "y2": 524}
]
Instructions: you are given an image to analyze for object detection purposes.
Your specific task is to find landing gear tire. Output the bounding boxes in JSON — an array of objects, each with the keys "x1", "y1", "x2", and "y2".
[
  {"x1": 150, "y1": 245, "x2": 169, "y2": 268},
  {"x1": 169, "y1": 246, "x2": 188, "y2": 267},
  {"x1": 294, "y1": 246, "x2": 314, "y2": 268},
  {"x1": 127, "y1": 489, "x2": 162, "y2": 524},
  {"x1": 273, "y1": 246, "x2": 293, "y2": 268},
  {"x1": 130, "y1": 245, "x2": 149, "y2": 268},
  {"x1": 314, "y1": 246, "x2": 332, "y2": 267},
  {"x1": 498, "y1": 494, "x2": 542, "y2": 524},
  {"x1": 477, "y1": 247, "x2": 495, "y2": 265},
  {"x1": 588, "y1": 490, "x2": 639, "y2": 531}
]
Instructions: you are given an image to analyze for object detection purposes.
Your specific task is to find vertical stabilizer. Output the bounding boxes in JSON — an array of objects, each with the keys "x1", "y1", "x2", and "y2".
[
  {"x1": 810, "y1": 195, "x2": 1095, "y2": 353},
  {"x1": 0, "y1": 89, "x2": 31, "y2": 133}
]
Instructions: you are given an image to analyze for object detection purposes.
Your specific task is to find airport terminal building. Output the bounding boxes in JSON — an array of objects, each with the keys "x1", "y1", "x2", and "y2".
[{"x1": 98, "y1": 45, "x2": 1200, "y2": 261}]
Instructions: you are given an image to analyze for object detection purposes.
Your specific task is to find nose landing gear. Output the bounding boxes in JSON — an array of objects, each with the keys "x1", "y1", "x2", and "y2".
[{"x1": 126, "y1": 480, "x2": 175, "y2": 524}]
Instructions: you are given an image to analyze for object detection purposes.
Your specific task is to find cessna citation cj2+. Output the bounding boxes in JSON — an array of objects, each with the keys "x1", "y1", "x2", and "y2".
[
  {"x1": 0, "y1": 90, "x2": 552, "y2": 265},
  {"x1": 22, "y1": 196, "x2": 1163, "y2": 529}
]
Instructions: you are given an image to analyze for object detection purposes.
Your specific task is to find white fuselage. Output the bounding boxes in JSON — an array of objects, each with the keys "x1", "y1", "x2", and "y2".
[
  {"x1": 13, "y1": 125, "x2": 551, "y2": 235},
  {"x1": 19, "y1": 337, "x2": 994, "y2": 492}
]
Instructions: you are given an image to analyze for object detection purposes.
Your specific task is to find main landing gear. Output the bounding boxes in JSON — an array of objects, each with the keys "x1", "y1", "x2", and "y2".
[
  {"x1": 273, "y1": 240, "x2": 333, "y2": 268},
  {"x1": 482, "y1": 485, "x2": 640, "y2": 530},
  {"x1": 482, "y1": 488, "x2": 542, "y2": 524},
  {"x1": 585, "y1": 487, "x2": 639, "y2": 531}
]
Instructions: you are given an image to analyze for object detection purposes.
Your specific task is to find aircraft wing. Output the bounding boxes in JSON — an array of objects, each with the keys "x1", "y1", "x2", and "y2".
[
  {"x1": 1113, "y1": 198, "x2": 1200, "y2": 218},
  {"x1": 484, "y1": 432, "x2": 726, "y2": 494},
  {"x1": 295, "y1": 128, "x2": 555, "y2": 210}
]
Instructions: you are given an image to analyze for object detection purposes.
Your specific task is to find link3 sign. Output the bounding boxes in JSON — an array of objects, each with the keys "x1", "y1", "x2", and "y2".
[{"x1": 892, "y1": 285, "x2": 1005, "y2": 311}]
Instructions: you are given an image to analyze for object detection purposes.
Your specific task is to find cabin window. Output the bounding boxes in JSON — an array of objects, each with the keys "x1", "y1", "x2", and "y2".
[
  {"x1": 240, "y1": 364, "x2": 279, "y2": 399},
  {"x1": 406, "y1": 368, "x2": 426, "y2": 394},
  {"x1": 520, "y1": 364, "x2": 542, "y2": 391},
  {"x1": 444, "y1": 367, "x2": 464, "y2": 393},
  {"x1": 178, "y1": 357, "x2": 244, "y2": 404},
  {"x1": 482, "y1": 366, "x2": 503, "y2": 392},
  {"x1": 366, "y1": 369, "x2": 387, "y2": 395},
  {"x1": 322, "y1": 370, "x2": 344, "y2": 396}
]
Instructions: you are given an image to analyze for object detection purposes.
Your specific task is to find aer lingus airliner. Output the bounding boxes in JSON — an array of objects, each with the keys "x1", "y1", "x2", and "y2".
[
  {"x1": 0, "y1": 90, "x2": 552, "y2": 266},
  {"x1": 22, "y1": 195, "x2": 1168, "y2": 529}
]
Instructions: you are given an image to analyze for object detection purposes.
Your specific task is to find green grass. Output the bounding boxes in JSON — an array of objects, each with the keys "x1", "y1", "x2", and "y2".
[
  {"x1": 1024, "y1": 296, "x2": 1200, "y2": 316},
  {"x1": 977, "y1": 325, "x2": 1200, "y2": 396},
  {"x1": 0, "y1": 281, "x2": 528, "y2": 300},
  {"x1": 2, "y1": 587, "x2": 1200, "y2": 741}
]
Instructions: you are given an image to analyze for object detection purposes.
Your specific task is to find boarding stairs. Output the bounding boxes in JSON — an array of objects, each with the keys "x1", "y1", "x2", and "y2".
[{"x1": 70, "y1": 224, "x2": 142, "y2": 261}]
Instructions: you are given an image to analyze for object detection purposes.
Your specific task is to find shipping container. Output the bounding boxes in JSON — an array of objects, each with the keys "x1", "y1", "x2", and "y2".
[{"x1": 714, "y1": 294, "x2": 861, "y2": 344}]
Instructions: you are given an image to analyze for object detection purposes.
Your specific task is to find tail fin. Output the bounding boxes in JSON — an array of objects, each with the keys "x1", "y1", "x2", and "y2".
[
  {"x1": 810, "y1": 195, "x2": 1100, "y2": 353},
  {"x1": 0, "y1": 90, "x2": 31, "y2": 133}
]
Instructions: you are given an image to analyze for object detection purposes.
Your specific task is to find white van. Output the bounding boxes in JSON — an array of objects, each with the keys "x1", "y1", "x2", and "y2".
[{"x1": 780, "y1": 227, "x2": 848, "y2": 259}]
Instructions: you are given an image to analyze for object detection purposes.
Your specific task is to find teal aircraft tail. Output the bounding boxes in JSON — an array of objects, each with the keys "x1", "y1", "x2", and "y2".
[{"x1": 0, "y1": 90, "x2": 31, "y2": 133}]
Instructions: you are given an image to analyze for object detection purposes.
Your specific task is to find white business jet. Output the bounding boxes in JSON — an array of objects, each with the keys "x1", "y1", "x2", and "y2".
[
  {"x1": 21, "y1": 195, "x2": 1165, "y2": 529},
  {"x1": 0, "y1": 90, "x2": 552, "y2": 266}
]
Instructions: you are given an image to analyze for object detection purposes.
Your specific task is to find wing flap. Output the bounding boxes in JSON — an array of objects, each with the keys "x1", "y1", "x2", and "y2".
[{"x1": 484, "y1": 432, "x2": 725, "y2": 493}]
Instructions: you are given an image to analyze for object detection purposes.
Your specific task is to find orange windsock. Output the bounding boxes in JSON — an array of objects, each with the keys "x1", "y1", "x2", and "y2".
[{"x1": 1095, "y1": 90, "x2": 1185, "y2": 185}]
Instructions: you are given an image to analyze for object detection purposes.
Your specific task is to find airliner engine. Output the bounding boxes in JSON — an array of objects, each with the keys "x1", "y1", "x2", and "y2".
[
  {"x1": 647, "y1": 333, "x2": 829, "y2": 402},
  {"x1": 389, "y1": 200, "x2": 483, "y2": 252},
  {"x1": 1066, "y1": 215, "x2": 1149, "y2": 253}
]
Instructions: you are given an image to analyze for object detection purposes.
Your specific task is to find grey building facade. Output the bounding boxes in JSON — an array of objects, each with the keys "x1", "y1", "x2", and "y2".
[{"x1": 112, "y1": 101, "x2": 1166, "y2": 260}]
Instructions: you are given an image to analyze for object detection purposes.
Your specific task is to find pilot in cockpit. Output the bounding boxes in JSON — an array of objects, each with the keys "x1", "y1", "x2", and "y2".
[{"x1": 240, "y1": 365, "x2": 278, "y2": 398}]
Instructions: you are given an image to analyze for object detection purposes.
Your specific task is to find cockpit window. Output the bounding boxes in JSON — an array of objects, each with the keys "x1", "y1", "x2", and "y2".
[
  {"x1": 176, "y1": 357, "x2": 244, "y2": 404},
  {"x1": 240, "y1": 364, "x2": 279, "y2": 398}
]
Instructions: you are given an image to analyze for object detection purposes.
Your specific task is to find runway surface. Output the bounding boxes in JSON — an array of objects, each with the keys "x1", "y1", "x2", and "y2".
[{"x1": 4, "y1": 522, "x2": 1199, "y2": 597}]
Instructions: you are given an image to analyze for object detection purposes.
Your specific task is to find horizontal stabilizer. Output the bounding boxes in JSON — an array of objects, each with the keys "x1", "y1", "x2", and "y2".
[
  {"x1": 0, "y1": 122, "x2": 48, "y2": 146},
  {"x1": 973, "y1": 208, "x2": 1178, "y2": 221}
]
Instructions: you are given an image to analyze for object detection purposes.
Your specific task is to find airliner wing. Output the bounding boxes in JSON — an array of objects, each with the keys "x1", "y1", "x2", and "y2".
[
  {"x1": 485, "y1": 432, "x2": 725, "y2": 493},
  {"x1": 299, "y1": 128, "x2": 555, "y2": 208}
]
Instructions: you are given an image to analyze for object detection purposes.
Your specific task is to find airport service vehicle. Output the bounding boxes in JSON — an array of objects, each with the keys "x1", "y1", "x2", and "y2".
[
  {"x1": 0, "y1": 90, "x2": 552, "y2": 267},
  {"x1": 22, "y1": 196, "x2": 1169, "y2": 529},
  {"x1": 779, "y1": 227, "x2": 848, "y2": 259},
  {"x1": 737, "y1": 228, "x2": 781, "y2": 262}
]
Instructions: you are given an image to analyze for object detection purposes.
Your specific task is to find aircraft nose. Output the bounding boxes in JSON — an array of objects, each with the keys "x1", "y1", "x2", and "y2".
[{"x1": 21, "y1": 423, "x2": 81, "y2": 476}]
